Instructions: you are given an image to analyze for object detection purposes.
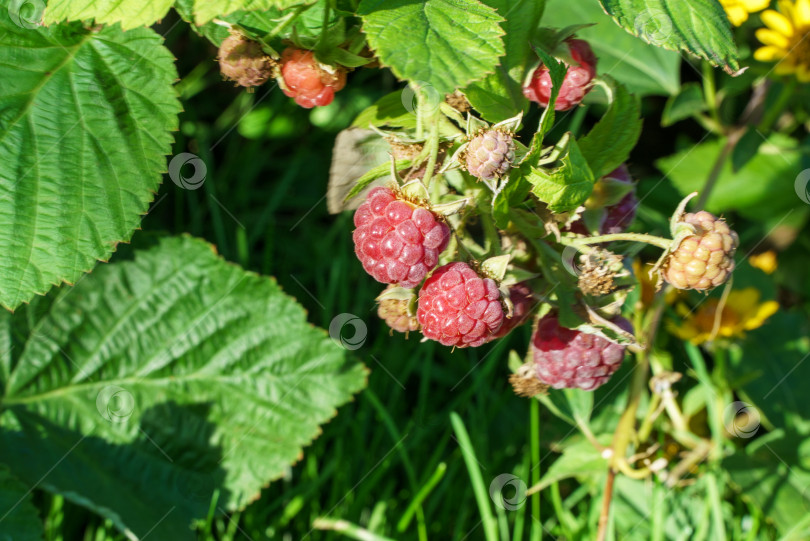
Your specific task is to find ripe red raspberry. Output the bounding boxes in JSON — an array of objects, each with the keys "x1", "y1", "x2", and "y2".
[
  {"x1": 568, "y1": 165, "x2": 638, "y2": 235},
  {"x1": 663, "y1": 211, "x2": 738, "y2": 290},
  {"x1": 492, "y1": 282, "x2": 534, "y2": 339},
  {"x1": 377, "y1": 286, "x2": 419, "y2": 334},
  {"x1": 353, "y1": 187, "x2": 450, "y2": 289},
  {"x1": 523, "y1": 38, "x2": 597, "y2": 111},
  {"x1": 417, "y1": 262, "x2": 504, "y2": 347},
  {"x1": 532, "y1": 313, "x2": 631, "y2": 391},
  {"x1": 280, "y1": 47, "x2": 347, "y2": 108},
  {"x1": 464, "y1": 129, "x2": 515, "y2": 181},
  {"x1": 218, "y1": 34, "x2": 274, "y2": 88}
]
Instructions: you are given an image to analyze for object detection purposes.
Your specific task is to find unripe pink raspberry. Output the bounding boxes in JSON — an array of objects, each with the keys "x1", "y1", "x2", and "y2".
[
  {"x1": 417, "y1": 262, "x2": 504, "y2": 348},
  {"x1": 523, "y1": 38, "x2": 597, "y2": 111},
  {"x1": 663, "y1": 211, "x2": 738, "y2": 291},
  {"x1": 492, "y1": 282, "x2": 533, "y2": 339},
  {"x1": 218, "y1": 34, "x2": 274, "y2": 88},
  {"x1": 568, "y1": 165, "x2": 638, "y2": 235},
  {"x1": 464, "y1": 129, "x2": 515, "y2": 181},
  {"x1": 377, "y1": 286, "x2": 419, "y2": 334},
  {"x1": 532, "y1": 313, "x2": 631, "y2": 391},
  {"x1": 280, "y1": 47, "x2": 347, "y2": 108},
  {"x1": 353, "y1": 187, "x2": 451, "y2": 289}
]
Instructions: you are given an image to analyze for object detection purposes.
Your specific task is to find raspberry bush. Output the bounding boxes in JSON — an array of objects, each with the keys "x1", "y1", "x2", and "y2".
[{"x1": 2, "y1": 0, "x2": 807, "y2": 539}]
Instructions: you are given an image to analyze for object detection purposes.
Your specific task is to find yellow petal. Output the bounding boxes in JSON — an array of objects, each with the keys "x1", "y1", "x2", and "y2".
[
  {"x1": 734, "y1": 7, "x2": 751, "y2": 25},
  {"x1": 753, "y1": 45, "x2": 787, "y2": 61},
  {"x1": 756, "y1": 28, "x2": 792, "y2": 47},
  {"x1": 796, "y1": 0, "x2": 810, "y2": 25},
  {"x1": 741, "y1": 0, "x2": 771, "y2": 11},
  {"x1": 726, "y1": 6, "x2": 749, "y2": 25},
  {"x1": 743, "y1": 301, "x2": 780, "y2": 330},
  {"x1": 749, "y1": 250, "x2": 778, "y2": 274},
  {"x1": 762, "y1": 10, "x2": 795, "y2": 36},
  {"x1": 779, "y1": 0, "x2": 796, "y2": 20},
  {"x1": 796, "y1": 65, "x2": 810, "y2": 82}
]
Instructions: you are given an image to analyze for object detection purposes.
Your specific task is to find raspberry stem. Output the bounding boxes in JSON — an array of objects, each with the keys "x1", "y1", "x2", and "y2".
[
  {"x1": 421, "y1": 117, "x2": 440, "y2": 186},
  {"x1": 565, "y1": 233, "x2": 672, "y2": 250}
]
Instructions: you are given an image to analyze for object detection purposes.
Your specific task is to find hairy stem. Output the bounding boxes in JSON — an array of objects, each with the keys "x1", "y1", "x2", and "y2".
[
  {"x1": 595, "y1": 469, "x2": 616, "y2": 541},
  {"x1": 702, "y1": 61, "x2": 722, "y2": 128},
  {"x1": 605, "y1": 289, "x2": 668, "y2": 511},
  {"x1": 695, "y1": 128, "x2": 744, "y2": 210},
  {"x1": 420, "y1": 112, "x2": 440, "y2": 188},
  {"x1": 562, "y1": 233, "x2": 672, "y2": 251}
]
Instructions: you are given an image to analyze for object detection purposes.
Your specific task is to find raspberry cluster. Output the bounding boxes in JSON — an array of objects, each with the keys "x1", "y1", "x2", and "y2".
[
  {"x1": 663, "y1": 211, "x2": 738, "y2": 290},
  {"x1": 523, "y1": 38, "x2": 598, "y2": 111},
  {"x1": 280, "y1": 47, "x2": 347, "y2": 108},
  {"x1": 353, "y1": 187, "x2": 450, "y2": 289},
  {"x1": 416, "y1": 262, "x2": 504, "y2": 348},
  {"x1": 531, "y1": 313, "x2": 631, "y2": 391}
]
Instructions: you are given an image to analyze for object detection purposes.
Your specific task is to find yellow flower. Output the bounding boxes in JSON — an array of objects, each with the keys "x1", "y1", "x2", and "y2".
[
  {"x1": 669, "y1": 288, "x2": 779, "y2": 345},
  {"x1": 720, "y1": 0, "x2": 771, "y2": 26},
  {"x1": 749, "y1": 250, "x2": 778, "y2": 274},
  {"x1": 754, "y1": 0, "x2": 810, "y2": 81}
]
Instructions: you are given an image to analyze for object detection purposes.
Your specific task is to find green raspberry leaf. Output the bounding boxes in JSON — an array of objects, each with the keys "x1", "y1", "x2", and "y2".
[
  {"x1": 661, "y1": 82, "x2": 708, "y2": 126},
  {"x1": 43, "y1": 0, "x2": 174, "y2": 29},
  {"x1": 528, "y1": 136, "x2": 595, "y2": 212},
  {"x1": 358, "y1": 0, "x2": 506, "y2": 95},
  {"x1": 0, "y1": 15, "x2": 181, "y2": 310},
  {"x1": 597, "y1": 0, "x2": 740, "y2": 73},
  {"x1": 0, "y1": 464, "x2": 43, "y2": 541},
  {"x1": 464, "y1": 0, "x2": 546, "y2": 122},
  {"x1": 0, "y1": 236, "x2": 367, "y2": 539},
  {"x1": 577, "y1": 76, "x2": 642, "y2": 179},
  {"x1": 191, "y1": 0, "x2": 307, "y2": 25}
]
